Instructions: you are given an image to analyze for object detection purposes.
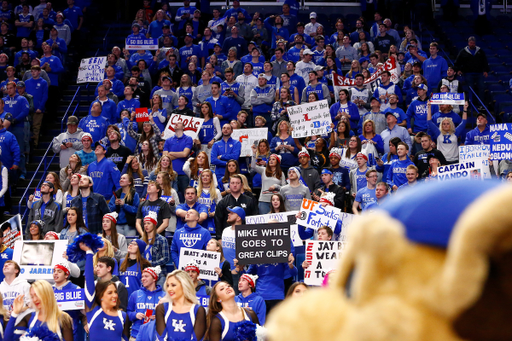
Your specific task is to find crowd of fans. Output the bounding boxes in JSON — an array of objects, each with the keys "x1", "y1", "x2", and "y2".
[{"x1": 0, "y1": 0, "x2": 505, "y2": 340}]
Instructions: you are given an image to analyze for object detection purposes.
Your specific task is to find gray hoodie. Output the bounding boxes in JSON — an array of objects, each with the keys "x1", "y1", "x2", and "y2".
[
  {"x1": 300, "y1": 164, "x2": 322, "y2": 193},
  {"x1": 192, "y1": 83, "x2": 212, "y2": 115},
  {"x1": 279, "y1": 183, "x2": 311, "y2": 211},
  {"x1": 52, "y1": 127, "x2": 84, "y2": 168}
]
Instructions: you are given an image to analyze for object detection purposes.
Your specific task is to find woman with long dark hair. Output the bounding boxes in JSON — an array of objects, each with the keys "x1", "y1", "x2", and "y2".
[
  {"x1": 59, "y1": 207, "x2": 88, "y2": 244},
  {"x1": 123, "y1": 156, "x2": 149, "y2": 199},
  {"x1": 109, "y1": 174, "x2": 140, "y2": 237},
  {"x1": 376, "y1": 137, "x2": 401, "y2": 181},
  {"x1": 183, "y1": 151, "x2": 212, "y2": 188},
  {"x1": 270, "y1": 193, "x2": 286, "y2": 213},
  {"x1": 102, "y1": 212, "x2": 127, "y2": 262},
  {"x1": 60, "y1": 153, "x2": 86, "y2": 192},
  {"x1": 127, "y1": 115, "x2": 161, "y2": 156},
  {"x1": 220, "y1": 160, "x2": 240, "y2": 196},
  {"x1": 25, "y1": 220, "x2": 44, "y2": 240},
  {"x1": 137, "y1": 140, "x2": 158, "y2": 173},
  {"x1": 119, "y1": 239, "x2": 152, "y2": 299},
  {"x1": 197, "y1": 169, "x2": 221, "y2": 235},
  {"x1": 250, "y1": 152, "x2": 286, "y2": 214}
]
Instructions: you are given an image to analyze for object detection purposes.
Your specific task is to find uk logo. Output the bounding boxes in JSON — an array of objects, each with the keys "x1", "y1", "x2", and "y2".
[
  {"x1": 103, "y1": 318, "x2": 116, "y2": 331},
  {"x1": 172, "y1": 319, "x2": 186, "y2": 332}
]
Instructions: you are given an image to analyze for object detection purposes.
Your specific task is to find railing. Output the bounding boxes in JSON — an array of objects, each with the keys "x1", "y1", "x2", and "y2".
[{"x1": 17, "y1": 31, "x2": 111, "y2": 223}]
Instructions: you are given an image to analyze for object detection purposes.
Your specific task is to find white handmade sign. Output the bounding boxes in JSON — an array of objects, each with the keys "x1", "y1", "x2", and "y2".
[
  {"x1": 164, "y1": 114, "x2": 204, "y2": 139},
  {"x1": 77, "y1": 57, "x2": 107, "y2": 84},
  {"x1": 288, "y1": 100, "x2": 332, "y2": 138},
  {"x1": 231, "y1": 128, "x2": 268, "y2": 157},
  {"x1": 437, "y1": 161, "x2": 484, "y2": 181},
  {"x1": 304, "y1": 241, "x2": 343, "y2": 286},
  {"x1": 13, "y1": 240, "x2": 68, "y2": 280},
  {"x1": 430, "y1": 93, "x2": 465, "y2": 105},
  {"x1": 296, "y1": 198, "x2": 342, "y2": 230},
  {"x1": 178, "y1": 248, "x2": 220, "y2": 281},
  {"x1": 459, "y1": 145, "x2": 491, "y2": 179}
]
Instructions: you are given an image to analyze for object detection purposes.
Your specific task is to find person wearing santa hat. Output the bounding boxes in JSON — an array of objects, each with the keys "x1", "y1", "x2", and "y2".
[
  {"x1": 102, "y1": 212, "x2": 127, "y2": 262},
  {"x1": 235, "y1": 273, "x2": 267, "y2": 325},
  {"x1": 142, "y1": 210, "x2": 170, "y2": 287},
  {"x1": 127, "y1": 265, "x2": 165, "y2": 340},
  {"x1": 250, "y1": 151, "x2": 286, "y2": 214},
  {"x1": 52, "y1": 261, "x2": 85, "y2": 341},
  {"x1": 349, "y1": 152, "x2": 378, "y2": 198},
  {"x1": 185, "y1": 261, "x2": 212, "y2": 297}
]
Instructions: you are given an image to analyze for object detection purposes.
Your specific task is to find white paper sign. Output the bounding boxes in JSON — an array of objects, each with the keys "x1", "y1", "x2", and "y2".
[
  {"x1": 164, "y1": 114, "x2": 204, "y2": 140},
  {"x1": 338, "y1": 212, "x2": 356, "y2": 246},
  {"x1": 459, "y1": 145, "x2": 491, "y2": 179},
  {"x1": 245, "y1": 211, "x2": 302, "y2": 247},
  {"x1": 13, "y1": 240, "x2": 68, "y2": 280},
  {"x1": 297, "y1": 198, "x2": 342, "y2": 231},
  {"x1": 437, "y1": 161, "x2": 484, "y2": 181},
  {"x1": 430, "y1": 93, "x2": 465, "y2": 105},
  {"x1": 231, "y1": 128, "x2": 268, "y2": 157},
  {"x1": 54, "y1": 289, "x2": 85, "y2": 311},
  {"x1": 288, "y1": 100, "x2": 333, "y2": 138},
  {"x1": 304, "y1": 241, "x2": 343, "y2": 286},
  {"x1": 77, "y1": 56, "x2": 107, "y2": 84},
  {"x1": 178, "y1": 248, "x2": 220, "y2": 281}
]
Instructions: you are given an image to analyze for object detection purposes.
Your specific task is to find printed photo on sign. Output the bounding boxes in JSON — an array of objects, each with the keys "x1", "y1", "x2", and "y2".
[
  {"x1": 459, "y1": 145, "x2": 491, "y2": 179},
  {"x1": 13, "y1": 240, "x2": 67, "y2": 280},
  {"x1": 490, "y1": 123, "x2": 512, "y2": 160},
  {"x1": 0, "y1": 214, "x2": 23, "y2": 249},
  {"x1": 288, "y1": 100, "x2": 332, "y2": 138},
  {"x1": 231, "y1": 128, "x2": 269, "y2": 157},
  {"x1": 235, "y1": 223, "x2": 291, "y2": 265},
  {"x1": 437, "y1": 161, "x2": 484, "y2": 181},
  {"x1": 77, "y1": 56, "x2": 107, "y2": 84},
  {"x1": 304, "y1": 241, "x2": 343, "y2": 286},
  {"x1": 164, "y1": 114, "x2": 204, "y2": 139},
  {"x1": 296, "y1": 198, "x2": 342, "y2": 231}
]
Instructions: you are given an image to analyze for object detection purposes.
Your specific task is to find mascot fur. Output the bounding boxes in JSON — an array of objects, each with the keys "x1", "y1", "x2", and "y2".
[{"x1": 267, "y1": 180, "x2": 512, "y2": 341}]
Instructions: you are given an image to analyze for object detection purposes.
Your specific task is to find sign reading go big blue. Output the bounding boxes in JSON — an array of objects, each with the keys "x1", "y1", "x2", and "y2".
[
  {"x1": 490, "y1": 123, "x2": 512, "y2": 160},
  {"x1": 54, "y1": 289, "x2": 85, "y2": 311},
  {"x1": 125, "y1": 38, "x2": 158, "y2": 50},
  {"x1": 430, "y1": 93, "x2": 465, "y2": 105}
]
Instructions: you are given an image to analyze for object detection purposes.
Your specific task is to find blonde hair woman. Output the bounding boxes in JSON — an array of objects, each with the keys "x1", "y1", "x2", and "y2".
[
  {"x1": 155, "y1": 270, "x2": 206, "y2": 340},
  {"x1": 93, "y1": 238, "x2": 119, "y2": 275},
  {"x1": 5, "y1": 280, "x2": 73, "y2": 340}
]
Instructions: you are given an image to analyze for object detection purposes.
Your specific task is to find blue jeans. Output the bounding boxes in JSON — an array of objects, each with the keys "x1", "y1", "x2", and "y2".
[
  {"x1": 10, "y1": 125, "x2": 26, "y2": 175},
  {"x1": 258, "y1": 202, "x2": 271, "y2": 215},
  {"x1": 117, "y1": 224, "x2": 137, "y2": 237}
]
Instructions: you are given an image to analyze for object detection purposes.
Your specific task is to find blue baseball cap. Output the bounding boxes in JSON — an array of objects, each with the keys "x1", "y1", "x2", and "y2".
[
  {"x1": 227, "y1": 206, "x2": 246, "y2": 221},
  {"x1": 94, "y1": 141, "x2": 107, "y2": 150},
  {"x1": 417, "y1": 84, "x2": 428, "y2": 92},
  {"x1": 385, "y1": 111, "x2": 401, "y2": 120}
]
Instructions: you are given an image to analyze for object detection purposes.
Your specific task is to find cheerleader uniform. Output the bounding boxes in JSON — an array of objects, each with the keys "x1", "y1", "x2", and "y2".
[
  {"x1": 156, "y1": 303, "x2": 204, "y2": 341},
  {"x1": 214, "y1": 308, "x2": 252, "y2": 341},
  {"x1": 4, "y1": 310, "x2": 72, "y2": 341}
]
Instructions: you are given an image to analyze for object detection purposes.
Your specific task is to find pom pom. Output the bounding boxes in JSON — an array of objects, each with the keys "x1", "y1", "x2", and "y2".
[
  {"x1": 66, "y1": 233, "x2": 104, "y2": 263},
  {"x1": 256, "y1": 325, "x2": 267, "y2": 341},
  {"x1": 20, "y1": 323, "x2": 61, "y2": 341},
  {"x1": 234, "y1": 320, "x2": 257, "y2": 341}
]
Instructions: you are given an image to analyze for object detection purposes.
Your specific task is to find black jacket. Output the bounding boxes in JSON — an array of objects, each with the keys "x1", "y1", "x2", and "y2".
[
  {"x1": 215, "y1": 193, "x2": 258, "y2": 239},
  {"x1": 313, "y1": 183, "x2": 345, "y2": 210},
  {"x1": 454, "y1": 46, "x2": 490, "y2": 74}
]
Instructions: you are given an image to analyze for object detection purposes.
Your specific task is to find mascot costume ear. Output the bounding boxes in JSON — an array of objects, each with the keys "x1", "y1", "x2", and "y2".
[{"x1": 267, "y1": 180, "x2": 512, "y2": 341}]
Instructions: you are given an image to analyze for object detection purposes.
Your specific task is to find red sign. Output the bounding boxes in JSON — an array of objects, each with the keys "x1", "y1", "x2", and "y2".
[{"x1": 135, "y1": 108, "x2": 150, "y2": 122}]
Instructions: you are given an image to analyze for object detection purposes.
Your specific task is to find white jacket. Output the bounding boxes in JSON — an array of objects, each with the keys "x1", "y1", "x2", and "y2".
[
  {"x1": 52, "y1": 128, "x2": 84, "y2": 168},
  {"x1": 0, "y1": 276, "x2": 31, "y2": 313},
  {"x1": 235, "y1": 73, "x2": 258, "y2": 109}
]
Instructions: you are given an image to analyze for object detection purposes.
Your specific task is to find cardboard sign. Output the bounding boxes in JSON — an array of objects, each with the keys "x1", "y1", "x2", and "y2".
[
  {"x1": 304, "y1": 241, "x2": 343, "y2": 286},
  {"x1": 235, "y1": 223, "x2": 291, "y2": 265},
  {"x1": 231, "y1": 128, "x2": 268, "y2": 157},
  {"x1": 288, "y1": 100, "x2": 332, "y2": 138},
  {"x1": 430, "y1": 93, "x2": 465, "y2": 105},
  {"x1": 333, "y1": 57, "x2": 400, "y2": 88},
  {"x1": 13, "y1": 240, "x2": 68, "y2": 280},
  {"x1": 77, "y1": 56, "x2": 107, "y2": 84},
  {"x1": 178, "y1": 248, "x2": 220, "y2": 281},
  {"x1": 0, "y1": 214, "x2": 23, "y2": 249},
  {"x1": 54, "y1": 289, "x2": 85, "y2": 311},
  {"x1": 459, "y1": 145, "x2": 491, "y2": 179},
  {"x1": 164, "y1": 114, "x2": 204, "y2": 139},
  {"x1": 135, "y1": 107, "x2": 149, "y2": 122},
  {"x1": 296, "y1": 198, "x2": 342, "y2": 231},
  {"x1": 245, "y1": 211, "x2": 302, "y2": 247},
  {"x1": 125, "y1": 38, "x2": 159, "y2": 50},
  {"x1": 197, "y1": 294, "x2": 210, "y2": 308},
  {"x1": 437, "y1": 161, "x2": 484, "y2": 181},
  {"x1": 490, "y1": 123, "x2": 512, "y2": 160}
]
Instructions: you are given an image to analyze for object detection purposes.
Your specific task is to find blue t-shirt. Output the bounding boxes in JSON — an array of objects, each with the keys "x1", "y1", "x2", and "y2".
[
  {"x1": 163, "y1": 134, "x2": 193, "y2": 175},
  {"x1": 355, "y1": 186, "x2": 377, "y2": 210}
]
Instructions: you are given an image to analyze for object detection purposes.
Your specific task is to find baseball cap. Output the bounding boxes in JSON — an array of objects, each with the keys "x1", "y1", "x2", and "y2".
[
  {"x1": 185, "y1": 33, "x2": 193, "y2": 38},
  {"x1": 417, "y1": 84, "x2": 428, "y2": 92},
  {"x1": 42, "y1": 181, "x2": 54, "y2": 189},
  {"x1": 162, "y1": 75, "x2": 172, "y2": 82},
  {"x1": 258, "y1": 73, "x2": 266, "y2": 79},
  {"x1": 314, "y1": 65, "x2": 325, "y2": 71},
  {"x1": 303, "y1": 49, "x2": 314, "y2": 55},
  {"x1": 67, "y1": 116, "x2": 79, "y2": 125},
  {"x1": 476, "y1": 112, "x2": 487, "y2": 119},
  {"x1": 370, "y1": 96, "x2": 380, "y2": 103},
  {"x1": 94, "y1": 141, "x2": 107, "y2": 150},
  {"x1": 16, "y1": 81, "x2": 25, "y2": 88},
  {"x1": 359, "y1": 56, "x2": 369, "y2": 64},
  {"x1": 310, "y1": 12, "x2": 317, "y2": 18},
  {"x1": 413, "y1": 61, "x2": 422, "y2": 68},
  {"x1": 227, "y1": 206, "x2": 246, "y2": 221},
  {"x1": 132, "y1": 22, "x2": 140, "y2": 28},
  {"x1": 385, "y1": 111, "x2": 400, "y2": 120}
]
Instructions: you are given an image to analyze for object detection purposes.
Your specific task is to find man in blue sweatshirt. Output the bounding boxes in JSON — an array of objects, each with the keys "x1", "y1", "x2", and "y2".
[
  {"x1": 116, "y1": 86, "x2": 140, "y2": 118},
  {"x1": 87, "y1": 141, "x2": 121, "y2": 201},
  {"x1": 0, "y1": 117, "x2": 21, "y2": 187},
  {"x1": 78, "y1": 102, "x2": 109, "y2": 142},
  {"x1": 465, "y1": 112, "x2": 490, "y2": 145},
  {"x1": 175, "y1": 186, "x2": 208, "y2": 231},
  {"x1": 235, "y1": 273, "x2": 266, "y2": 325},
  {"x1": 210, "y1": 123, "x2": 242, "y2": 182},
  {"x1": 40, "y1": 42, "x2": 64, "y2": 87},
  {"x1": 250, "y1": 74, "x2": 275, "y2": 128},
  {"x1": 205, "y1": 81, "x2": 231, "y2": 126},
  {"x1": 170, "y1": 208, "x2": 211, "y2": 268},
  {"x1": 25, "y1": 65, "x2": 48, "y2": 147},
  {"x1": 406, "y1": 84, "x2": 429, "y2": 134},
  {"x1": 422, "y1": 42, "x2": 448, "y2": 93},
  {"x1": 90, "y1": 85, "x2": 117, "y2": 124},
  {"x1": 3, "y1": 81, "x2": 29, "y2": 178}
]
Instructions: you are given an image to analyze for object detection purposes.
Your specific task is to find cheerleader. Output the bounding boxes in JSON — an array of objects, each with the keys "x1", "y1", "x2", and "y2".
[
  {"x1": 127, "y1": 266, "x2": 165, "y2": 340},
  {"x1": 81, "y1": 244, "x2": 129, "y2": 340},
  {"x1": 4, "y1": 280, "x2": 73, "y2": 341},
  {"x1": 155, "y1": 270, "x2": 206, "y2": 341},
  {"x1": 197, "y1": 169, "x2": 221, "y2": 235},
  {"x1": 102, "y1": 212, "x2": 128, "y2": 262},
  {"x1": 205, "y1": 281, "x2": 259, "y2": 341},
  {"x1": 119, "y1": 239, "x2": 151, "y2": 299}
]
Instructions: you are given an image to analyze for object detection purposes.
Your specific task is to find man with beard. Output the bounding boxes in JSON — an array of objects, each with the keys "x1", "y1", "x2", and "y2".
[
  {"x1": 27, "y1": 181, "x2": 62, "y2": 232},
  {"x1": 70, "y1": 175, "x2": 110, "y2": 234}
]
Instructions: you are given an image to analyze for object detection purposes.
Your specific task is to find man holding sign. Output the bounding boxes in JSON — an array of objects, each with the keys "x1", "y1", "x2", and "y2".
[{"x1": 465, "y1": 112, "x2": 490, "y2": 145}]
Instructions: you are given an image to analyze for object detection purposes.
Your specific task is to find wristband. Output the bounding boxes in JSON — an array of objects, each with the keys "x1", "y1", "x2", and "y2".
[{"x1": 11, "y1": 312, "x2": 18, "y2": 318}]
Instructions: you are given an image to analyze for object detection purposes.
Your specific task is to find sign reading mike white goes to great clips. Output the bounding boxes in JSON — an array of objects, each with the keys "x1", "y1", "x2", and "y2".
[
  {"x1": 235, "y1": 222, "x2": 290, "y2": 264},
  {"x1": 288, "y1": 99, "x2": 332, "y2": 138}
]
